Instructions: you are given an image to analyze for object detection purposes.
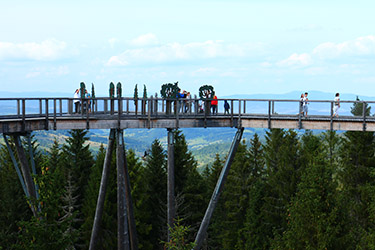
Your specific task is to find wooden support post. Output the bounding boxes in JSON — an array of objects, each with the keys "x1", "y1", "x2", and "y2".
[
  {"x1": 3, "y1": 134, "x2": 28, "y2": 197},
  {"x1": 167, "y1": 128, "x2": 175, "y2": 242},
  {"x1": 12, "y1": 134, "x2": 38, "y2": 217},
  {"x1": 120, "y1": 130, "x2": 139, "y2": 250},
  {"x1": 27, "y1": 133, "x2": 39, "y2": 201},
  {"x1": 116, "y1": 129, "x2": 130, "y2": 250},
  {"x1": 89, "y1": 129, "x2": 115, "y2": 250},
  {"x1": 194, "y1": 127, "x2": 244, "y2": 250}
]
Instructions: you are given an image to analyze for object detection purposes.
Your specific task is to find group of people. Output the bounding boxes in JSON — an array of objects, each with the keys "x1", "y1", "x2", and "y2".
[
  {"x1": 73, "y1": 89, "x2": 92, "y2": 113},
  {"x1": 177, "y1": 89, "x2": 192, "y2": 113},
  {"x1": 300, "y1": 92, "x2": 340, "y2": 118}
]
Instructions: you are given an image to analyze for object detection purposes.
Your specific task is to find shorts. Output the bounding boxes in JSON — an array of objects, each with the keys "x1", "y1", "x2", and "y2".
[
  {"x1": 333, "y1": 105, "x2": 339, "y2": 115},
  {"x1": 303, "y1": 105, "x2": 308, "y2": 113}
]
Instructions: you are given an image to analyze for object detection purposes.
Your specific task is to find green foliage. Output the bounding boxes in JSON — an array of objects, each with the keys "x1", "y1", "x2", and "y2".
[
  {"x1": 142, "y1": 139, "x2": 168, "y2": 248},
  {"x1": 198, "y1": 85, "x2": 215, "y2": 99},
  {"x1": 134, "y1": 84, "x2": 138, "y2": 101},
  {"x1": 143, "y1": 84, "x2": 147, "y2": 99},
  {"x1": 351, "y1": 96, "x2": 371, "y2": 116},
  {"x1": 160, "y1": 82, "x2": 179, "y2": 99},
  {"x1": 278, "y1": 141, "x2": 342, "y2": 250},
  {"x1": 0, "y1": 141, "x2": 31, "y2": 246},
  {"x1": 162, "y1": 218, "x2": 196, "y2": 250}
]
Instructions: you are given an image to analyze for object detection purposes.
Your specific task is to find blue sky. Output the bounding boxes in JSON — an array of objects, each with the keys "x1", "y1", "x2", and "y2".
[{"x1": 1, "y1": 0, "x2": 375, "y2": 98}]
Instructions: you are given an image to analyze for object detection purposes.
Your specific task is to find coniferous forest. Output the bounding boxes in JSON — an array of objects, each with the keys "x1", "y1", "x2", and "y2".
[{"x1": 2, "y1": 103, "x2": 375, "y2": 249}]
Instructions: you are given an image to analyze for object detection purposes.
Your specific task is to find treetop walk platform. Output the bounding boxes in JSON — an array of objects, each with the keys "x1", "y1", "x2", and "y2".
[{"x1": 0, "y1": 97, "x2": 373, "y2": 134}]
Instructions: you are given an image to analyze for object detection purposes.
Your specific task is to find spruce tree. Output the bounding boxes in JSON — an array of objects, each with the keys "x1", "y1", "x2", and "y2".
[
  {"x1": 60, "y1": 129, "x2": 94, "y2": 247},
  {"x1": 279, "y1": 148, "x2": 341, "y2": 249},
  {"x1": 0, "y1": 141, "x2": 31, "y2": 246},
  {"x1": 202, "y1": 154, "x2": 225, "y2": 249},
  {"x1": 173, "y1": 130, "x2": 206, "y2": 241},
  {"x1": 220, "y1": 142, "x2": 250, "y2": 248},
  {"x1": 142, "y1": 139, "x2": 167, "y2": 249},
  {"x1": 261, "y1": 129, "x2": 301, "y2": 247},
  {"x1": 238, "y1": 134, "x2": 267, "y2": 250}
]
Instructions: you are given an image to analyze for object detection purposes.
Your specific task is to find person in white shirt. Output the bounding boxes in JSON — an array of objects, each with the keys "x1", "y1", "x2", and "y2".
[
  {"x1": 333, "y1": 93, "x2": 340, "y2": 117},
  {"x1": 74, "y1": 89, "x2": 80, "y2": 113},
  {"x1": 303, "y1": 92, "x2": 309, "y2": 117}
]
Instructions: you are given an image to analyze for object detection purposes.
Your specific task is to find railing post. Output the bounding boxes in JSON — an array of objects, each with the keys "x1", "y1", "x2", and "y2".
[
  {"x1": 330, "y1": 101, "x2": 333, "y2": 131},
  {"x1": 104, "y1": 99, "x2": 108, "y2": 114},
  {"x1": 298, "y1": 101, "x2": 302, "y2": 129},
  {"x1": 268, "y1": 100, "x2": 271, "y2": 129},
  {"x1": 230, "y1": 100, "x2": 234, "y2": 127},
  {"x1": 59, "y1": 99, "x2": 63, "y2": 116},
  {"x1": 238, "y1": 100, "x2": 242, "y2": 128},
  {"x1": 243, "y1": 100, "x2": 246, "y2": 114},
  {"x1": 39, "y1": 99, "x2": 43, "y2": 115},
  {"x1": 45, "y1": 99, "x2": 49, "y2": 130},
  {"x1": 363, "y1": 101, "x2": 367, "y2": 131},
  {"x1": 17, "y1": 99, "x2": 20, "y2": 118},
  {"x1": 126, "y1": 99, "x2": 129, "y2": 115},
  {"x1": 22, "y1": 99, "x2": 26, "y2": 132},
  {"x1": 53, "y1": 99, "x2": 57, "y2": 130},
  {"x1": 148, "y1": 97, "x2": 152, "y2": 129},
  {"x1": 272, "y1": 101, "x2": 275, "y2": 114}
]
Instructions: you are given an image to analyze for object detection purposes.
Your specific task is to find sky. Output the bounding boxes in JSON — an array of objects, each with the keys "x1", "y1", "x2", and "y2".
[{"x1": 1, "y1": 0, "x2": 375, "y2": 98}]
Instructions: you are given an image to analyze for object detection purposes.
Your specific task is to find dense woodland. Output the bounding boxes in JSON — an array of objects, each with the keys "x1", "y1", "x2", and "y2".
[{"x1": 1, "y1": 102, "x2": 375, "y2": 249}]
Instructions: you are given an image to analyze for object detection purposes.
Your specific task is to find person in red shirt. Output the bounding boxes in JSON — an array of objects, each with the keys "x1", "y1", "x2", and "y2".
[{"x1": 211, "y1": 95, "x2": 218, "y2": 114}]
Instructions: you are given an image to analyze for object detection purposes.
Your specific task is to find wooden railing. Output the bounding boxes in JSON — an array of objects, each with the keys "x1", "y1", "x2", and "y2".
[{"x1": 0, "y1": 97, "x2": 374, "y2": 132}]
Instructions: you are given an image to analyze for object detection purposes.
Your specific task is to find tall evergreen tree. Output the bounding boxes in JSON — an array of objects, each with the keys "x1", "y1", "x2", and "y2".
[
  {"x1": 60, "y1": 129, "x2": 94, "y2": 247},
  {"x1": 203, "y1": 154, "x2": 225, "y2": 249},
  {"x1": 238, "y1": 134, "x2": 267, "y2": 250},
  {"x1": 261, "y1": 129, "x2": 301, "y2": 247},
  {"x1": 0, "y1": 141, "x2": 31, "y2": 246},
  {"x1": 220, "y1": 141, "x2": 250, "y2": 248},
  {"x1": 279, "y1": 146, "x2": 342, "y2": 249},
  {"x1": 142, "y1": 139, "x2": 167, "y2": 249},
  {"x1": 173, "y1": 130, "x2": 206, "y2": 240}
]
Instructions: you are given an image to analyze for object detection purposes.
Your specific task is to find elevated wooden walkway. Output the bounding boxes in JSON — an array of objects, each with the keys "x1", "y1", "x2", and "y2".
[{"x1": 0, "y1": 97, "x2": 373, "y2": 133}]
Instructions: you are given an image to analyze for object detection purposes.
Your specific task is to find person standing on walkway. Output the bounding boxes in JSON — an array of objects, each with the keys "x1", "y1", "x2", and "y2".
[
  {"x1": 303, "y1": 92, "x2": 309, "y2": 117},
  {"x1": 211, "y1": 95, "x2": 218, "y2": 114},
  {"x1": 74, "y1": 89, "x2": 80, "y2": 113},
  {"x1": 224, "y1": 100, "x2": 230, "y2": 115},
  {"x1": 333, "y1": 93, "x2": 340, "y2": 117},
  {"x1": 299, "y1": 93, "x2": 304, "y2": 116}
]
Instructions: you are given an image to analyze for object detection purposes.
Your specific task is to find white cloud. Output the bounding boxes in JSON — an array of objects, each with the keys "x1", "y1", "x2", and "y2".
[
  {"x1": 0, "y1": 39, "x2": 70, "y2": 61},
  {"x1": 277, "y1": 53, "x2": 312, "y2": 67},
  {"x1": 107, "y1": 40, "x2": 263, "y2": 66},
  {"x1": 260, "y1": 62, "x2": 272, "y2": 67},
  {"x1": 130, "y1": 33, "x2": 159, "y2": 47},
  {"x1": 108, "y1": 38, "x2": 119, "y2": 48},
  {"x1": 26, "y1": 66, "x2": 69, "y2": 78},
  {"x1": 313, "y1": 35, "x2": 375, "y2": 59},
  {"x1": 191, "y1": 67, "x2": 217, "y2": 76}
]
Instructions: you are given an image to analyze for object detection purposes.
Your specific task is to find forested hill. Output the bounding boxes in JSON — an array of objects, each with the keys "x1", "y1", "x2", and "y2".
[
  {"x1": 2, "y1": 127, "x2": 375, "y2": 248},
  {"x1": 14, "y1": 127, "x2": 267, "y2": 169}
]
